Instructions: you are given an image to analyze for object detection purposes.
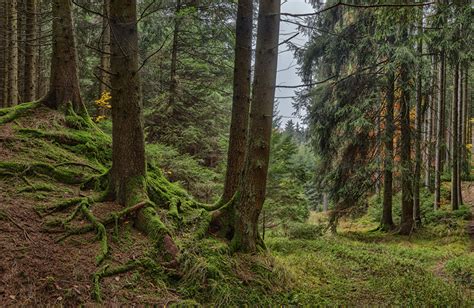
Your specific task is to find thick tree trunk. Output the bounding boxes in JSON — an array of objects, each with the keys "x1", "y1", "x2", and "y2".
[
  {"x1": 211, "y1": 0, "x2": 253, "y2": 239},
  {"x1": 24, "y1": 0, "x2": 37, "y2": 101},
  {"x1": 109, "y1": 0, "x2": 146, "y2": 206},
  {"x1": 8, "y1": 0, "x2": 19, "y2": 106},
  {"x1": 41, "y1": 0, "x2": 85, "y2": 114},
  {"x1": 451, "y1": 63, "x2": 460, "y2": 210},
  {"x1": 399, "y1": 59, "x2": 414, "y2": 235},
  {"x1": 434, "y1": 52, "x2": 446, "y2": 210},
  {"x1": 231, "y1": 0, "x2": 280, "y2": 253},
  {"x1": 380, "y1": 73, "x2": 395, "y2": 230}
]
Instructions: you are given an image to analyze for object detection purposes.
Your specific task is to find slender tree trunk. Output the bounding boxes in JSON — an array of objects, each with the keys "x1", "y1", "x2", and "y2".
[
  {"x1": 381, "y1": 72, "x2": 395, "y2": 230},
  {"x1": 231, "y1": 0, "x2": 280, "y2": 253},
  {"x1": 413, "y1": 24, "x2": 423, "y2": 226},
  {"x1": 41, "y1": 0, "x2": 85, "y2": 113},
  {"x1": 451, "y1": 62, "x2": 460, "y2": 210},
  {"x1": 425, "y1": 57, "x2": 436, "y2": 191},
  {"x1": 322, "y1": 192, "x2": 329, "y2": 212},
  {"x1": 456, "y1": 64, "x2": 463, "y2": 205},
  {"x1": 211, "y1": 0, "x2": 253, "y2": 239},
  {"x1": 168, "y1": 0, "x2": 181, "y2": 107},
  {"x1": 461, "y1": 64, "x2": 469, "y2": 176},
  {"x1": 8, "y1": 0, "x2": 19, "y2": 106},
  {"x1": 109, "y1": 0, "x2": 146, "y2": 206},
  {"x1": 98, "y1": 0, "x2": 110, "y2": 97},
  {"x1": 399, "y1": 54, "x2": 414, "y2": 235},
  {"x1": 17, "y1": 0, "x2": 25, "y2": 102},
  {"x1": 434, "y1": 52, "x2": 446, "y2": 210},
  {"x1": 0, "y1": 0, "x2": 6, "y2": 107},
  {"x1": 24, "y1": 0, "x2": 37, "y2": 101}
]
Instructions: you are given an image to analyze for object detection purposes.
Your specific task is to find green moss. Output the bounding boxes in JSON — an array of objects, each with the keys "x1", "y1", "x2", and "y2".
[{"x1": 0, "y1": 101, "x2": 39, "y2": 124}]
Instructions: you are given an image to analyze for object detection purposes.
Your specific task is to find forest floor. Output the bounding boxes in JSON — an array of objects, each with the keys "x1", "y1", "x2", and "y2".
[{"x1": 0, "y1": 105, "x2": 473, "y2": 306}]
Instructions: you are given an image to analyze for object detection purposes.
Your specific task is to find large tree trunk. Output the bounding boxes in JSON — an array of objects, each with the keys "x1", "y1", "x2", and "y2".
[
  {"x1": 434, "y1": 52, "x2": 446, "y2": 210},
  {"x1": 24, "y1": 0, "x2": 37, "y2": 101},
  {"x1": 109, "y1": 0, "x2": 146, "y2": 207},
  {"x1": 398, "y1": 57, "x2": 414, "y2": 235},
  {"x1": 211, "y1": 0, "x2": 253, "y2": 239},
  {"x1": 451, "y1": 63, "x2": 460, "y2": 210},
  {"x1": 41, "y1": 0, "x2": 85, "y2": 114},
  {"x1": 231, "y1": 0, "x2": 280, "y2": 253},
  {"x1": 8, "y1": 0, "x2": 19, "y2": 106},
  {"x1": 380, "y1": 72, "x2": 395, "y2": 230}
]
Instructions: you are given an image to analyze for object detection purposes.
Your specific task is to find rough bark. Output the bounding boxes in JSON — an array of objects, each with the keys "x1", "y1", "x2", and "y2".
[
  {"x1": 451, "y1": 63, "x2": 460, "y2": 210},
  {"x1": 41, "y1": 0, "x2": 85, "y2": 114},
  {"x1": 413, "y1": 25, "x2": 423, "y2": 226},
  {"x1": 24, "y1": 0, "x2": 37, "y2": 101},
  {"x1": 231, "y1": 0, "x2": 280, "y2": 253},
  {"x1": 168, "y1": 0, "x2": 181, "y2": 107},
  {"x1": 211, "y1": 0, "x2": 253, "y2": 239},
  {"x1": 434, "y1": 52, "x2": 446, "y2": 210},
  {"x1": 8, "y1": 0, "x2": 19, "y2": 106},
  {"x1": 398, "y1": 56, "x2": 414, "y2": 235},
  {"x1": 380, "y1": 72, "x2": 395, "y2": 230},
  {"x1": 98, "y1": 0, "x2": 110, "y2": 97},
  {"x1": 109, "y1": 0, "x2": 146, "y2": 206},
  {"x1": 424, "y1": 57, "x2": 436, "y2": 191},
  {"x1": 0, "y1": 0, "x2": 7, "y2": 107}
]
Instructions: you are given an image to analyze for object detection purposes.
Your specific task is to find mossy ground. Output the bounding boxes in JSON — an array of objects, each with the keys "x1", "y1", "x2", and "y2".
[{"x1": 0, "y1": 103, "x2": 472, "y2": 306}]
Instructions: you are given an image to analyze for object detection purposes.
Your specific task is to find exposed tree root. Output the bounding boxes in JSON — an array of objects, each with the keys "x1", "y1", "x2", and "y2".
[
  {"x1": 0, "y1": 161, "x2": 93, "y2": 185},
  {"x1": 54, "y1": 161, "x2": 104, "y2": 173},
  {"x1": 0, "y1": 102, "x2": 40, "y2": 125},
  {"x1": 92, "y1": 258, "x2": 159, "y2": 302},
  {"x1": 80, "y1": 202, "x2": 109, "y2": 264}
]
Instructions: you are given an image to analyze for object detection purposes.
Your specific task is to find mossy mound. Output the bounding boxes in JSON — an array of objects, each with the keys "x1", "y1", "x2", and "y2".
[{"x1": 0, "y1": 102, "x2": 291, "y2": 306}]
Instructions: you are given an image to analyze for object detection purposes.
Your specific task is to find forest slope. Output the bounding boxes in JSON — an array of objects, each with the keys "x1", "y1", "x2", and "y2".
[{"x1": 0, "y1": 104, "x2": 472, "y2": 306}]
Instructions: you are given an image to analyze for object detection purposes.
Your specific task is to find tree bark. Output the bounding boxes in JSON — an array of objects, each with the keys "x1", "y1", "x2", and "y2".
[
  {"x1": 0, "y1": 0, "x2": 7, "y2": 107},
  {"x1": 98, "y1": 0, "x2": 110, "y2": 97},
  {"x1": 168, "y1": 0, "x2": 181, "y2": 107},
  {"x1": 24, "y1": 0, "x2": 37, "y2": 101},
  {"x1": 434, "y1": 52, "x2": 446, "y2": 210},
  {"x1": 109, "y1": 0, "x2": 146, "y2": 206},
  {"x1": 398, "y1": 55, "x2": 414, "y2": 235},
  {"x1": 8, "y1": 0, "x2": 19, "y2": 106},
  {"x1": 413, "y1": 23, "x2": 423, "y2": 226},
  {"x1": 380, "y1": 72, "x2": 395, "y2": 230},
  {"x1": 41, "y1": 0, "x2": 85, "y2": 114},
  {"x1": 211, "y1": 0, "x2": 253, "y2": 239},
  {"x1": 231, "y1": 0, "x2": 280, "y2": 253},
  {"x1": 451, "y1": 62, "x2": 460, "y2": 210}
]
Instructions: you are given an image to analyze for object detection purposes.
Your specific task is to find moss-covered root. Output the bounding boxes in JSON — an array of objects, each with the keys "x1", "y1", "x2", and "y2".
[
  {"x1": 0, "y1": 161, "x2": 91, "y2": 185},
  {"x1": 0, "y1": 101, "x2": 40, "y2": 124},
  {"x1": 192, "y1": 192, "x2": 238, "y2": 212},
  {"x1": 80, "y1": 202, "x2": 108, "y2": 264},
  {"x1": 92, "y1": 258, "x2": 157, "y2": 302},
  {"x1": 135, "y1": 205, "x2": 179, "y2": 265}
]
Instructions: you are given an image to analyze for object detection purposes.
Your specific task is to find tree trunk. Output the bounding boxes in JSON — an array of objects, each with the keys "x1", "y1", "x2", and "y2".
[
  {"x1": 381, "y1": 72, "x2": 395, "y2": 230},
  {"x1": 109, "y1": 0, "x2": 146, "y2": 206},
  {"x1": 434, "y1": 52, "x2": 446, "y2": 210},
  {"x1": 456, "y1": 64, "x2": 463, "y2": 205},
  {"x1": 425, "y1": 57, "x2": 436, "y2": 191},
  {"x1": 24, "y1": 0, "x2": 37, "y2": 101},
  {"x1": 413, "y1": 24, "x2": 423, "y2": 226},
  {"x1": 322, "y1": 192, "x2": 329, "y2": 212},
  {"x1": 8, "y1": 0, "x2": 19, "y2": 106},
  {"x1": 399, "y1": 57, "x2": 414, "y2": 235},
  {"x1": 451, "y1": 62, "x2": 460, "y2": 210},
  {"x1": 231, "y1": 0, "x2": 280, "y2": 253},
  {"x1": 168, "y1": 0, "x2": 181, "y2": 107},
  {"x1": 0, "y1": 0, "x2": 7, "y2": 107},
  {"x1": 98, "y1": 0, "x2": 110, "y2": 97},
  {"x1": 41, "y1": 0, "x2": 85, "y2": 114},
  {"x1": 211, "y1": 0, "x2": 253, "y2": 239}
]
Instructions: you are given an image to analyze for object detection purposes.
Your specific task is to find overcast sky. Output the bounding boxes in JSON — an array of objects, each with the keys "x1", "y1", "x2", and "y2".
[{"x1": 276, "y1": 0, "x2": 313, "y2": 126}]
